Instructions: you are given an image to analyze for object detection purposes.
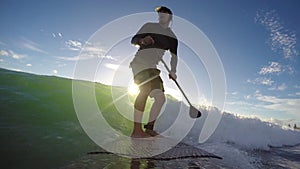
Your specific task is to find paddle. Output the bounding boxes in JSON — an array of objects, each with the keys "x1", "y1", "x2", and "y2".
[{"x1": 160, "y1": 59, "x2": 201, "y2": 118}]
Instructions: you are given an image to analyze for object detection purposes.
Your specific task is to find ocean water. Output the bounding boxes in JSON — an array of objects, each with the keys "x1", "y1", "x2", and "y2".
[
  {"x1": 1, "y1": 68, "x2": 299, "y2": 169},
  {"x1": 254, "y1": 144, "x2": 300, "y2": 168}
]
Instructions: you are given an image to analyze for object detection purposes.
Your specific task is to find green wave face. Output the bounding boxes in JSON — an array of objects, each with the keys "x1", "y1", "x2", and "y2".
[
  {"x1": 0, "y1": 68, "x2": 180, "y2": 169},
  {"x1": 0, "y1": 68, "x2": 134, "y2": 169}
]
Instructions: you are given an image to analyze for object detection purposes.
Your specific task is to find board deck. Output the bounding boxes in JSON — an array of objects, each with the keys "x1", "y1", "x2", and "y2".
[
  {"x1": 87, "y1": 136, "x2": 222, "y2": 160},
  {"x1": 64, "y1": 137, "x2": 223, "y2": 169}
]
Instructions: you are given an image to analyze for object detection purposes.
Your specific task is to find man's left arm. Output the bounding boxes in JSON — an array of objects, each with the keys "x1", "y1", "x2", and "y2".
[{"x1": 169, "y1": 38, "x2": 178, "y2": 80}]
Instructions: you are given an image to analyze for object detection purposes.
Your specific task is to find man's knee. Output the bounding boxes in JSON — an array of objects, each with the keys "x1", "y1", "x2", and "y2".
[
  {"x1": 157, "y1": 92, "x2": 166, "y2": 103},
  {"x1": 139, "y1": 83, "x2": 152, "y2": 95},
  {"x1": 150, "y1": 89, "x2": 166, "y2": 104}
]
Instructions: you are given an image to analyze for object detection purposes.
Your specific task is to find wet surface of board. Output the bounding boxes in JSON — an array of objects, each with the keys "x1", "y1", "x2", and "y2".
[{"x1": 63, "y1": 137, "x2": 223, "y2": 169}]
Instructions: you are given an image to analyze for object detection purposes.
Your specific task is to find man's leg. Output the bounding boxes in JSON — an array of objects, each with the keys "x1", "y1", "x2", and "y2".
[
  {"x1": 145, "y1": 89, "x2": 166, "y2": 136},
  {"x1": 131, "y1": 83, "x2": 151, "y2": 138}
]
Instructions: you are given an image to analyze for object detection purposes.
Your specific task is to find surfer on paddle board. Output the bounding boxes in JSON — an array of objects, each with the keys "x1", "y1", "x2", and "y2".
[{"x1": 130, "y1": 6, "x2": 178, "y2": 138}]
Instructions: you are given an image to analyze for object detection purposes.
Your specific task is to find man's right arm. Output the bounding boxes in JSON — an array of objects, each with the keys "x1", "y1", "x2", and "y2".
[{"x1": 131, "y1": 23, "x2": 151, "y2": 46}]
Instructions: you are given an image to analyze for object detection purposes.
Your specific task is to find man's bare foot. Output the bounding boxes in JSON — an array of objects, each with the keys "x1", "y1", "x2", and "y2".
[
  {"x1": 131, "y1": 131, "x2": 151, "y2": 138},
  {"x1": 145, "y1": 129, "x2": 162, "y2": 137}
]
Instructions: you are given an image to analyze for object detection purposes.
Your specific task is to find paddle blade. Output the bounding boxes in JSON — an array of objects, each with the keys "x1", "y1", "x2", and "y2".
[{"x1": 189, "y1": 106, "x2": 201, "y2": 118}]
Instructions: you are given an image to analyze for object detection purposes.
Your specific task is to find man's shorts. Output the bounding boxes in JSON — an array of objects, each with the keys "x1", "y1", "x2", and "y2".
[{"x1": 133, "y1": 68, "x2": 164, "y2": 92}]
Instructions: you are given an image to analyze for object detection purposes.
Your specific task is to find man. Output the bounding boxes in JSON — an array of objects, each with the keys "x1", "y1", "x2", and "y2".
[{"x1": 130, "y1": 6, "x2": 178, "y2": 138}]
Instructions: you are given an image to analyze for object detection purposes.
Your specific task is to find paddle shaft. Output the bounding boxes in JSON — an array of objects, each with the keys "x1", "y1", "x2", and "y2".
[{"x1": 160, "y1": 59, "x2": 193, "y2": 107}]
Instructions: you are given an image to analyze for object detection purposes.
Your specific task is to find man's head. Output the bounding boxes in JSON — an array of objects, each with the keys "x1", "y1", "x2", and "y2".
[{"x1": 155, "y1": 6, "x2": 173, "y2": 23}]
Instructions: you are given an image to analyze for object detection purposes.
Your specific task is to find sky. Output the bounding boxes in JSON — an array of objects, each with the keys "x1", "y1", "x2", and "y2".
[{"x1": 1, "y1": 0, "x2": 300, "y2": 126}]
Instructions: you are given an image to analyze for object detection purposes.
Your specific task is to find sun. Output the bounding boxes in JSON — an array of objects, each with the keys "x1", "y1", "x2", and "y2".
[{"x1": 128, "y1": 82, "x2": 140, "y2": 95}]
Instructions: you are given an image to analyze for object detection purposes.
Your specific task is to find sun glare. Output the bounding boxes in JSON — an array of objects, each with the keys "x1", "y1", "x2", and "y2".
[{"x1": 128, "y1": 82, "x2": 139, "y2": 95}]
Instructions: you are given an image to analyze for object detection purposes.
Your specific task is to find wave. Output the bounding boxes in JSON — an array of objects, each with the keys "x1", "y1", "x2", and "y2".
[
  {"x1": 156, "y1": 105, "x2": 300, "y2": 150},
  {"x1": 207, "y1": 109, "x2": 300, "y2": 150},
  {"x1": 1, "y1": 68, "x2": 299, "y2": 168},
  {"x1": 156, "y1": 105, "x2": 300, "y2": 168}
]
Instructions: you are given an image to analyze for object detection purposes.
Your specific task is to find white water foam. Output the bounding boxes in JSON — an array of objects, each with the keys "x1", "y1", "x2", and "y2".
[{"x1": 156, "y1": 102, "x2": 300, "y2": 168}]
